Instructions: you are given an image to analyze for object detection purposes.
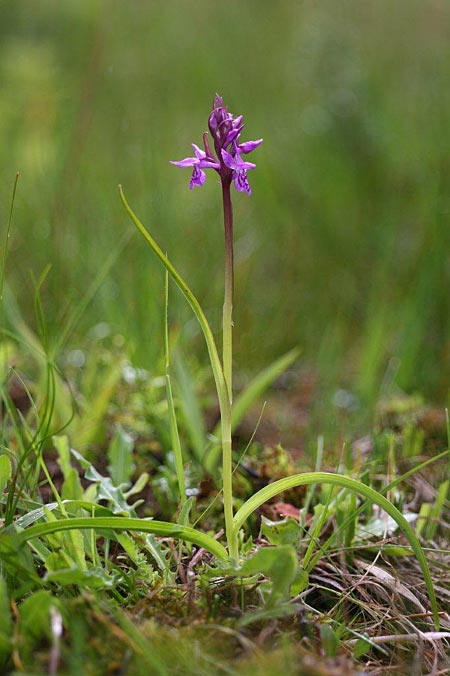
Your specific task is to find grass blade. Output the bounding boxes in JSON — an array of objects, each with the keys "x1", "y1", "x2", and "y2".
[
  {"x1": 119, "y1": 186, "x2": 236, "y2": 550},
  {"x1": 8, "y1": 516, "x2": 228, "y2": 560},
  {"x1": 0, "y1": 172, "x2": 19, "y2": 305},
  {"x1": 165, "y1": 270, "x2": 186, "y2": 502},
  {"x1": 119, "y1": 186, "x2": 229, "y2": 420}
]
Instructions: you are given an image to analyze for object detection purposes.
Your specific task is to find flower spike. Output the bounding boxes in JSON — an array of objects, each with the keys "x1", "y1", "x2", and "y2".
[{"x1": 171, "y1": 94, "x2": 262, "y2": 194}]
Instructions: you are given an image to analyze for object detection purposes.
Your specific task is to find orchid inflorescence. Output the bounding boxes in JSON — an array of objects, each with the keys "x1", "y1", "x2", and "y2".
[{"x1": 171, "y1": 94, "x2": 263, "y2": 195}]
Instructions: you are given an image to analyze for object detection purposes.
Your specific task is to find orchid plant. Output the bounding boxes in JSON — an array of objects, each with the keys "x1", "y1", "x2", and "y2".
[
  {"x1": 3, "y1": 95, "x2": 440, "y2": 628},
  {"x1": 170, "y1": 94, "x2": 263, "y2": 556}
]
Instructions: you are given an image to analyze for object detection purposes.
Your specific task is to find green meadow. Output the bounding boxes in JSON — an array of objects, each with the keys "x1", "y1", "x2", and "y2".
[{"x1": 1, "y1": 2, "x2": 449, "y2": 674}]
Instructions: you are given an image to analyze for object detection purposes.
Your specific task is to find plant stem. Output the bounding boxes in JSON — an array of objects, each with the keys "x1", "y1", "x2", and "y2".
[
  {"x1": 222, "y1": 429, "x2": 236, "y2": 558},
  {"x1": 221, "y1": 179, "x2": 236, "y2": 558},
  {"x1": 222, "y1": 180, "x2": 234, "y2": 404}
]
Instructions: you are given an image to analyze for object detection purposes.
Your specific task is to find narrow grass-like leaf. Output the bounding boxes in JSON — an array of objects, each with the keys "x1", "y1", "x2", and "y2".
[
  {"x1": 0, "y1": 172, "x2": 19, "y2": 304},
  {"x1": 14, "y1": 501, "x2": 114, "y2": 530},
  {"x1": 0, "y1": 573, "x2": 12, "y2": 663},
  {"x1": 164, "y1": 271, "x2": 186, "y2": 501},
  {"x1": 0, "y1": 455, "x2": 12, "y2": 497},
  {"x1": 419, "y1": 479, "x2": 448, "y2": 540},
  {"x1": 119, "y1": 186, "x2": 229, "y2": 421},
  {"x1": 107, "y1": 426, "x2": 135, "y2": 487},
  {"x1": 54, "y1": 435, "x2": 84, "y2": 501},
  {"x1": 232, "y1": 471, "x2": 440, "y2": 628},
  {"x1": 119, "y1": 186, "x2": 235, "y2": 550},
  {"x1": 10, "y1": 516, "x2": 228, "y2": 560},
  {"x1": 302, "y1": 490, "x2": 334, "y2": 571}
]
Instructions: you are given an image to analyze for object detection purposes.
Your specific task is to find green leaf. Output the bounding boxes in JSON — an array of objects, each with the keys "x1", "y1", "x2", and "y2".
[
  {"x1": 353, "y1": 635, "x2": 372, "y2": 659},
  {"x1": 40, "y1": 507, "x2": 87, "y2": 571},
  {"x1": 119, "y1": 184, "x2": 234, "y2": 554},
  {"x1": 123, "y1": 472, "x2": 149, "y2": 501},
  {"x1": 238, "y1": 544, "x2": 298, "y2": 608},
  {"x1": 45, "y1": 566, "x2": 120, "y2": 590},
  {"x1": 362, "y1": 544, "x2": 413, "y2": 557},
  {"x1": 177, "y1": 495, "x2": 195, "y2": 527},
  {"x1": 233, "y1": 471, "x2": 440, "y2": 629},
  {"x1": 45, "y1": 550, "x2": 77, "y2": 571},
  {"x1": 164, "y1": 270, "x2": 186, "y2": 501},
  {"x1": 423, "y1": 479, "x2": 448, "y2": 540},
  {"x1": 336, "y1": 490, "x2": 357, "y2": 549},
  {"x1": 0, "y1": 455, "x2": 11, "y2": 497},
  {"x1": 18, "y1": 591, "x2": 63, "y2": 659},
  {"x1": 356, "y1": 512, "x2": 418, "y2": 541},
  {"x1": 0, "y1": 528, "x2": 38, "y2": 583},
  {"x1": 18, "y1": 590, "x2": 57, "y2": 640},
  {"x1": 119, "y1": 186, "x2": 229, "y2": 434},
  {"x1": 53, "y1": 435, "x2": 72, "y2": 478},
  {"x1": 115, "y1": 532, "x2": 158, "y2": 583},
  {"x1": 320, "y1": 624, "x2": 339, "y2": 658},
  {"x1": 71, "y1": 448, "x2": 137, "y2": 515},
  {"x1": 11, "y1": 516, "x2": 228, "y2": 561},
  {"x1": 86, "y1": 468, "x2": 133, "y2": 515},
  {"x1": 260, "y1": 516, "x2": 301, "y2": 548},
  {"x1": 0, "y1": 574, "x2": 12, "y2": 664},
  {"x1": 291, "y1": 568, "x2": 309, "y2": 596},
  {"x1": 70, "y1": 448, "x2": 91, "y2": 471},
  {"x1": 54, "y1": 436, "x2": 84, "y2": 501},
  {"x1": 14, "y1": 500, "x2": 112, "y2": 530},
  {"x1": 107, "y1": 426, "x2": 135, "y2": 486},
  {"x1": 165, "y1": 371, "x2": 186, "y2": 501},
  {"x1": 116, "y1": 530, "x2": 170, "y2": 577}
]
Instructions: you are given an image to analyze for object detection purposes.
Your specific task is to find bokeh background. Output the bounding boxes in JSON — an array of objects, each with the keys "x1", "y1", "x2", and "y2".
[{"x1": 1, "y1": 1, "x2": 449, "y2": 417}]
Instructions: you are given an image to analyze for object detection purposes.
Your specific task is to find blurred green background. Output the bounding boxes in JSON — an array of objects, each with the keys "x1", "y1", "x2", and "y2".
[{"x1": 1, "y1": 0, "x2": 449, "y2": 409}]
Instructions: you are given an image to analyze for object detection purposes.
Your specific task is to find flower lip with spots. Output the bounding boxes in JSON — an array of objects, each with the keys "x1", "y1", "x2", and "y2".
[{"x1": 171, "y1": 94, "x2": 262, "y2": 195}]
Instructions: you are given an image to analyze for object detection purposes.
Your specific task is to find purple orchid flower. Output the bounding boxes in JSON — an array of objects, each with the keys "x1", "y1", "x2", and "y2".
[
  {"x1": 221, "y1": 147, "x2": 256, "y2": 194},
  {"x1": 170, "y1": 143, "x2": 220, "y2": 190},
  {"x1": 171, "y1": 94, "x2": 262, "y2": 195}
]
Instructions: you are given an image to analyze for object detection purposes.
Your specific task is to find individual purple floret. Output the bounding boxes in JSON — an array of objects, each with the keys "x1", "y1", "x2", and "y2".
[
  {"x1": 171, "y1": 94, "x2": 262, "y2": 195},
  {"x1": 221, "y1": 147, "x2": 256, "y2": 194},
  {"x1": 170, "y1": 143, "x2": 220, "y2": 190}
]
